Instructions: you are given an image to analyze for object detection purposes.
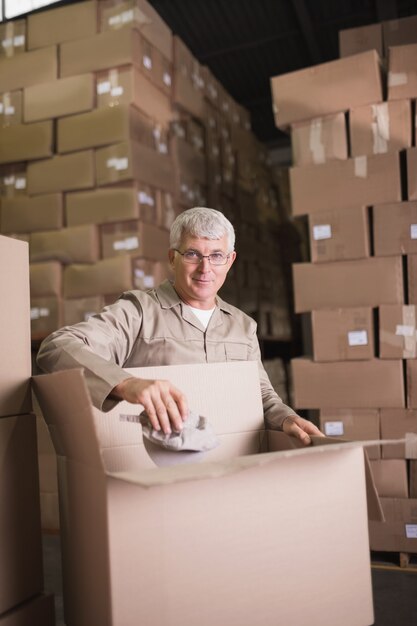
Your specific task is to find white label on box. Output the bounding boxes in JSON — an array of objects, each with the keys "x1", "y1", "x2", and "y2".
[
  {"x1": 410, "y1": 224, "x2": 417, "y2": 239},
  {"x1": 2, "y1": 37, "x2": 12, "y2": 49},
  {"x1": 111, "y1": 86, "x2": 124, "y2": 97},
  {"x1": 31, "y1": 307, "x2": 50, "y2": 320},
  {"x1": 107, "y1": 157, "x2": 128, "y2": 171},
  {"x1": 163, "y1": 72, "x2": 172, "y2": 87},
  {"x1": 0, "y1": 103, "x2": 3, "y2": 114},
  {"x1": 97, "y1": 81, "x2": 111, "y2": 95},
  {"x1": 113, "y1": 236, "x2": 139, "y2": 251},
  {"x1": 15, "y1": 177, "x2": 26, "y2": 189},
  {"x1": 324, "y1": 421, "x2": 344, "y2": 437},
  {"x1": 121, "y1": 9, "x2": 134, "y2": 23},
  {"x1": 108, "y1": 14, "x2": 122, "y2": 26},
  {"x1": 388, "y1": 72, "x2": 408, "y2": 87},
  {"x1": 395, "y1": 324, "x2": 415, "y2": 337},
  {"x1": 5, "y1": 106, "x2": 15, "y2": 115},
  {"x1": 158, "y1": 142, "x2": 168, "y2": 154},
  {"x1": 348, "y1": 330, "x2": 368, "y2": 346},
  {"x1": 143, "y1": 55, "x2": 152, "y2": 70},
  {"x1": 354, "y1": 156, "x2": 368, "y2": 178},
  {"x1": 405, "y1": 524, "x2": 417, "y2": 539},
  {"x1": 138, "y1": 192, "x2": 155, "y2": 206},
  {"x1": 134, "y1": 268, "x2": 144, "y2": 279},
  {"x1": 13, "y1": 35, "x2": 24, "y2": 47},
  {"x1": 144, "y1": 275, "x2": 155, "y2": 288},
  {"x1": 313, "y1": 224, "x2": 332, "y2": 241}
]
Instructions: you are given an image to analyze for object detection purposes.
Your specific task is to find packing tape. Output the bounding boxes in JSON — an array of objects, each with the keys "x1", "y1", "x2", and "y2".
[
  {"x1": 309, "y1": 118, "x2": 326, "y2": 164},
  {"x1": 388, "y1": 72, "x2": 408, "y2": 87},
  {"x1": 402, "y1": 305, "x2": 417, "y2": 358},
  {"x1": 405, "y1": 432, "x2": 417, "y2": 459},
  {"x1": 354, "y1": 155, "x2": 367, "y2": 178},
  {"x1": 4, "y1": 22, "x2": 13, "y2": 59},
  {"x1": 371, "y1": 103, "x2": 389, "y2": 154}
]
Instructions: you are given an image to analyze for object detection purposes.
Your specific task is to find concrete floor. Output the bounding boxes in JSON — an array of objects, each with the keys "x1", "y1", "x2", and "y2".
[{"x1": 43, "y1": 534, "x2": 417, "y2": 626}]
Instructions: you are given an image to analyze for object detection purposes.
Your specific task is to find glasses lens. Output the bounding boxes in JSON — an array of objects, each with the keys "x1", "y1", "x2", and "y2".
[{"x1": 209, "y1": 253, "x2": 228, "y2": 265}]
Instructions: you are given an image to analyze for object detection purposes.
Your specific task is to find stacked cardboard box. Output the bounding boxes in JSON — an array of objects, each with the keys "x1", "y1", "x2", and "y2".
[
  {"x1": 339, "y1": 13, "x2": 417, "y2": 59},
  {"x1": 271, "y1": 43, "x2": 417, "y2": 555},
  {"x1": 0, "y1": 235, "x2": 55, "y2": 624}
]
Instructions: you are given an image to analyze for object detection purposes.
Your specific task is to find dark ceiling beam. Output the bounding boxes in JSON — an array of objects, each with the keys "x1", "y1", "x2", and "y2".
[
  {"x1": 198, "y1": 31, "x2": 298, "y2": 62},
  {"x1": 290, "y1": 0, "x2": 322, "y2": 65},
  {"x1": 375, "y1": 0, "x2": 398, "y2": 21}
]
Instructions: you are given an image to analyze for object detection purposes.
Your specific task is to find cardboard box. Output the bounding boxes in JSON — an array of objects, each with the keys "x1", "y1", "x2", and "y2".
[
  {"x1": 0, "y1": 90, "x2": 23, "y2": 127},
  {"x1": 374, "y1": 200, "x2": 417, "y2": 256},
  {"x1": 370, "y1": 459, "x2": 408, "y2": 498},
  {"x1": 293, "y1": 256, "x2": 404, "y2": 313},
  {"x1": 292, "y1": 357, "x2": 405, "y2": 408},
  {"x1": 339, "y1": 23, "x2": 383, "y2": 58},
  {"x1": 291, "y1": 113, "x2": 348, "y2": 166},
  {"x1": 349, "y1": 100, "x2": 411, "y2": 157},
  {"x1": 99, "y1": 0, "x2": 173, "y2": 61},
  {"x1": 0, "y1": 19, "x2": 26, "y2": 60},
  {"x1": 171, "y1": 135, "x2": 207, "y2": 185},
  {"x1": 0, "y1": 235, "x2": 31, "y2": 416},
  {"x1": 0, "y1": 415, "x2": 43, "y2": 614},
  {"x1": 308, "y1": 206, "x2": 370, "y2": 263},
  {"x1": 66, "y1": 186, "x2": 141, "y2": 227},
  {"x1": 406, "y1": 148, "x2": 417, "y2": 200},
  {"x1": 271, "y1": 50, "x2": 382, "y2": 129},
  {"x1": 0, "y1": 594, "x2": 55, "y2": 626},
  {"x1": 0, "y1": 45, "x2": 57, "y2": 93},
  {"x1": 63, "y1": 255, "x2": 133, "y2": 298},
  {"x1": 95, "y1": 140, "x2": 174, "y2": 191},
  {"x1": 33, "y1": 362, "x2": 377, "y2": 626},
  {"x1": 24, "y1": 73, "x2": 95, "y2": 123},
  {"x1": 380, "y1": 409, "x2": 417, "y2": 458},
  {"x1": 96, "y1": 66, "x2": 172, "y2": 127},
  {"x1": 320, "y1": 409, "x2": 380, "y2": 460},
  {"x1": 0, "y1": 120, "x2": 53, "y2": 164},
  {"x1": 369, "y1": 497, "x2": 417, "y2": 553},
  {"x1": 63, "y1": 296, "x2": 106, "y2": 326},
  {"x1": 131, "y1": 258, "x2": 171, "y2": 291},
  {"x1": 30, "y1": 225, "x2": 100, "y2": 265},
  {"x1": 406, "y1": 359, "x2": 417, "y2": 408},
  {"x1": 30, "y1": 262, "x2": 62, "y2": 298},
  {"x1": 26, "y1": 150, "x2": 95, "y2": 195},
  {"x1": 0, "y1": 194, "x2": 63, "y2": 234},
  {"x1": 290, "y1": 151, "x2": 401, "y2": 215},
  {"x1": 379, "y1": 304, "x2": 417, "y2": 359},
  {"x1": 0, "y1": 163, "x2": 26, "y2": 198},
  {"x1": 311, "y1": 308, "x2": 374, "y2": 362},
  {"x1": 388, "y1": 43, "x2": 417, "y2": 100},
  {"x1": 27, "y1": 0, "x2": 97, "y2": 50},
  {"x1": 173, "y1": 36, "x2": 205, "y2": 120},
  {"x1": 383, "y1": 15, "x2": 417, "y2": 50},
  {"x1": 408, "y1": 254, "x2": 417, "y2": 304},
  {"x1": 100, "y1": 220, "x2": 169, "y2": 261},
  {"x1": 31, "y1": 295, "x2": 63, "y2": 340}
]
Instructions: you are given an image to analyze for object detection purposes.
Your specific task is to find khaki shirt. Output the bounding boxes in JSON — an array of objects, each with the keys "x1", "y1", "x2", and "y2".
[{"x1": 37, "y1": 280, "x2": 295, "y2": 428}]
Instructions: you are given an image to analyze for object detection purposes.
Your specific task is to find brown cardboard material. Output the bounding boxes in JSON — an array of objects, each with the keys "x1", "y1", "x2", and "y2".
[
  {"x1": 0, "y1": 163, "x2": 27, "y2": 198},
  {"x1": 66, "y1": 186, "x2": 140, "y2": 227},
  {"x1": 292, "y1": 357, "x2": 405, "y2": 409},
  {"x1": 406, "y1": 360, "x2": 417, "y2": 408},
  {"x1": 271, "y1": 50, "x2": 382, "y2": 129},
  {"x1": 0, "y1": 121, "x2": 53, "y2": 164},
  {"x1": 293, "y1": 256, "x2": 403, "y2": 313},
  {"x1": 339, "y1": 23, "x2": 383, "y2": 58},
  {"x1": 26, "y1": 150, "x2": 95, "y2": 195},
  {"x1": 33, "y1": 361, "x2": 377, "y2": 626},
  {"x1": 0, "y1": 593, "x2": 55, "y2": 626},
  {"x1": 131, "y1": 258, "x2": 169, "y2": 291},
  {"x1": 379, "y1": 304, "x2": 417, "y2": 359},
  {"x1": 380, "y1": 409, "x2": 417, "y2": 458},
  {"x1": 388, "y1": 43, "x2": 417, "y2": 100},
  {"x1": 30, "y1": 225, "x2": 99, "y2": 264},
  {"x1": 349, "y1": 100, "x2": 411, "y2": 157},
  {"x1": 96, "y1": 66, "x2": 172, "y2": 126},
  {"x1": 63, "y1": 255, "x2": 133, "y2": 298},
  {"x1": 320, "y1": 409, "x2": 380, "y2": 460},
  {"x1": 99, "y1": 0, "x2": 173, "y2": 61},
  {"x1": 0, "y1": 194, "x2": 63, "y2": 234},
  {"x1": 63, "y1": 296, "x2": 105, "y2": 326},
  {"x1": 30, "y1": 262, "x2": 62, "y2": 298},
  {"x1": 311, "y1": 308, "x2": 374, "y2": 362},
  {"x1": 173, "y1": 36, "x2": 205, "y2": 120},
  {"x1": 406, "y1": 147, "x2": 417, "y2": 200},
  {"x1": 171, "y1": 135, "x2": 207, "y2": 184},
  {"x1": 24, "y1": 74, "x2": 95, "y2": 123},
  {"x1": 95, "y1": 140, "x2": 174, "y2": 191},
  {"x1": 290, "y1": 151, "x2": 401, "y2": 215},
  {"x1": 0, "y1": 90, "x2": 23, "y2": 126},
  {"x1": 291, "y1": 113, "x2": 348, "y2": 166},
  {"x1": 0, "y1": 19, "x2": 26, "y2": 60},
  {"x1": 27, "y1": 0, "x2": 97, "y2": 50},
  {"x1": 31, "y1": 296, "x2": 63, "y2": 340},
  {"x1": 100, "y1": 220, "x2": 169, "y2": 261},
  {"x1": 0, "y1": 415, "x2": 43, "y2": 614},
  {"x1": 384, "y1": 15, "x2": 417, "y2": 50},
  {"x1": 373, "y1": 201, "x2": 417, "y2": 256},
  {"x1": 370, "y1": 459, "x2": 408, "y2": 498},
  {"x1": 0, "y1": 45, "x2": 57, "y2": 93},
  {"x1": 408, "y1": 254, "x2": 417, "y2": 304},
  {"x1": 0, "y1": 235, "x2": 31, "y2": 416},
  {"x1": 369, "y1": 497, "x2": 417, "y2": 553},
  {"x1": 308, "y1": 206, "x2": 370, "y2": 263}
]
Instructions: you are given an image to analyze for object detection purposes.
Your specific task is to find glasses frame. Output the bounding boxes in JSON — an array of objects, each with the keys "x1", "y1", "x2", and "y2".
[{"x1": 173, "y1": 248, "x2": 231, "y2": 266}]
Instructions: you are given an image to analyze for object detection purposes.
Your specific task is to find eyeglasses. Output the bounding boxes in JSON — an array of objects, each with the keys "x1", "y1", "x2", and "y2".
[{"x1": 173, "y1": 249, "x2": 231, "y2": 266}]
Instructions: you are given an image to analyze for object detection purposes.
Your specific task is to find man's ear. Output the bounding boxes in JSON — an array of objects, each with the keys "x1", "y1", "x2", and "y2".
[{"x1": 228, "y1": 251, "x2": 237, "y2": 267}]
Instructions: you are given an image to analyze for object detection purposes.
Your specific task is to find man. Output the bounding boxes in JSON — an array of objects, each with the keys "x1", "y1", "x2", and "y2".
[{"x1": 37, "y1": 207, "x2": 322, "y2": 444}]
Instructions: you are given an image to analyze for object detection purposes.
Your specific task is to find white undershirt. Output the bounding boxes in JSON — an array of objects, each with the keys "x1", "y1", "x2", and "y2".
[{"x1": 187, "y1": 305, "x2": 215, "y2": 330}]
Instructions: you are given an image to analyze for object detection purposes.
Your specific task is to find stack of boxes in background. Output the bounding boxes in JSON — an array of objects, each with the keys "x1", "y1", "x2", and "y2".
[
  {"x1": 270, "y1": 18, "x2": 417, "y2": 557},
  {"x1": 0, "y1": 235, "x2": 54, "y2": 623}
]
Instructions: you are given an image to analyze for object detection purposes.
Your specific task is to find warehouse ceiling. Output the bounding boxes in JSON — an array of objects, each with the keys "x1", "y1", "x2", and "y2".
[{"x1": 148, "y1": 0, "x2": 417, "y2": 146}]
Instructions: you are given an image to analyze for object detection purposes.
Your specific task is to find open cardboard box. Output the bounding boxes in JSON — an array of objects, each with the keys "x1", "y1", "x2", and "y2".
[{"x1": 33, "y1": 361, "x2": 386, "y2": 626}]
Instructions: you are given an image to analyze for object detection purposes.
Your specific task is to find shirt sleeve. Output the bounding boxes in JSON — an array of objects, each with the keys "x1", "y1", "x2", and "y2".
[
  {"x1": 36, "y1": 298, "x2": 142, "y2": 411},
  {"x1": 247, "y1": 322, "x2": 297, "y2": 430}
]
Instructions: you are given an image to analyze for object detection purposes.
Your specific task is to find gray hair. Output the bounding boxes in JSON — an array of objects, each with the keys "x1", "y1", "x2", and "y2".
[{"x1": 170, "y1": 207, "x2": 235, "y2": 252}]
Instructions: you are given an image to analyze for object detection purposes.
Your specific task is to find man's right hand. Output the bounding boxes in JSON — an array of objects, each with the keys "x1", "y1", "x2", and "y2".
[{"x1": 112, "y1": 377, "x2": 188, "y2": 435}]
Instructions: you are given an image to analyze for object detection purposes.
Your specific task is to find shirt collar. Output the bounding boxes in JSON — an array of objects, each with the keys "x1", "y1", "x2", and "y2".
[{"x1": 155, "y1": 280, "x2": 234, "y2": 315}]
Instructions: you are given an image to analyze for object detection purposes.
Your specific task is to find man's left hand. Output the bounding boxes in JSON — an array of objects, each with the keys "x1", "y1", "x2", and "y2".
[{"x1": 282, "y1": 415, "x2": 324, "y2": 446}]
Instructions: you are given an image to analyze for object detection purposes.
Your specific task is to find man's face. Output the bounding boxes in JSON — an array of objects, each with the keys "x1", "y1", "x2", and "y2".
[{"x1": 169, "y1": 234, "x2": 236, "y2": 309}]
